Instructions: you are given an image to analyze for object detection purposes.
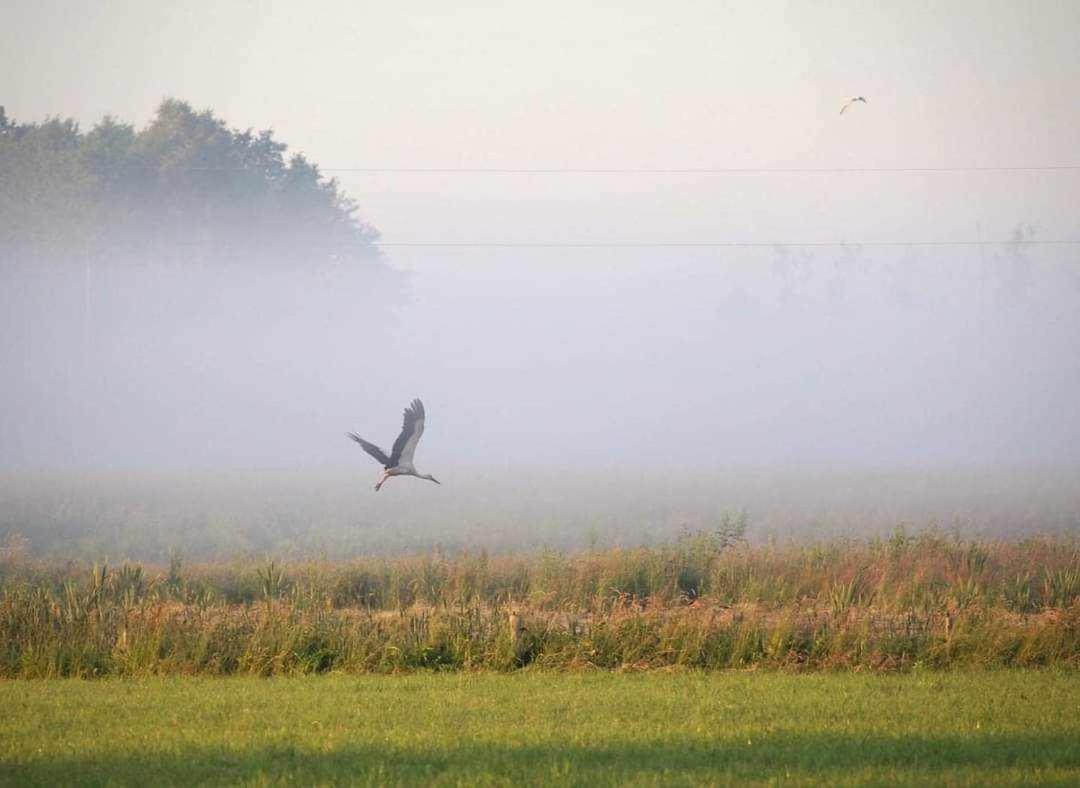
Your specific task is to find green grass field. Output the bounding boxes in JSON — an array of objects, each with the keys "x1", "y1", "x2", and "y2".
[{"x1": 1, "y1": 671, "x2": 1077, "y2": 786}]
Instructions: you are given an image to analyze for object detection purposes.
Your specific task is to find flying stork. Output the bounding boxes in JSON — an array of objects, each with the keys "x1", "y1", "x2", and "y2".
[
  {"x1": 840, "y1": 96, "x2": 868, "y2": 115},
  {"x1": 347, "y1": 398, "x2": 440, "y2": 491}
]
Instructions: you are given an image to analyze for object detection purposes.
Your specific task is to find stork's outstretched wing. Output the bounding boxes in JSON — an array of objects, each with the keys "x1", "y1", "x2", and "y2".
[
  {"x1": 389, "y1": 399, "x2": 425, "y2": 466},
  {"x1": 347, "y1": 432, "x2": 392, "y2": 466}
]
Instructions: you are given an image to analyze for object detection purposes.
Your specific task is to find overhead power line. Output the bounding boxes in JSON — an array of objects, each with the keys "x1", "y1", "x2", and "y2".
[
  {"x1": 373, "y1": 240, "x2": 1076, "y2": 248},
  {"x1": 5, "y1": 239, "x2": 1074, "y2": 250},
  {"x1": 328, "y1": 165, "x2": 1080, "y2": 175},
  {"x1": 100, "y1": 164, "x2": 1080, "y2": 174}
]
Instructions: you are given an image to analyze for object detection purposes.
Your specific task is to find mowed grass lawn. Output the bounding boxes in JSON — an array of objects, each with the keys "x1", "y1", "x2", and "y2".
[{"x1": 1, "y1": 672, "x2": 1078, "y2": 786}]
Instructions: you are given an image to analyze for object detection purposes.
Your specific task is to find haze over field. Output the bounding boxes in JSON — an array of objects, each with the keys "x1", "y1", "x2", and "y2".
[{"x1": 2, "y1": 1, "x2": 1079, "y2": 553}]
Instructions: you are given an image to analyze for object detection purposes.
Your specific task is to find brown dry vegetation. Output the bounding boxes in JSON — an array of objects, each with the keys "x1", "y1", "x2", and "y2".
[{"x1": 1, "y1": 528, "x2": 1077, "y2": 676}]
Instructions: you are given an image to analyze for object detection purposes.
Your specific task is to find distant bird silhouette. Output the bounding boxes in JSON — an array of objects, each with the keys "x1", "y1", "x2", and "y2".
[
  {"x1": 347, "y1": 399, "x2": 440, "y2": 491},
  {"x1": 840, "y1": 96, "x2": 868, "y2": 115}
]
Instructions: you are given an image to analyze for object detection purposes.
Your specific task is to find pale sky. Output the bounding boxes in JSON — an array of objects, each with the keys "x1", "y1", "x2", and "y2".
[{"x1": 3, "y1": 0, "x2": 1079, "y2": 266}]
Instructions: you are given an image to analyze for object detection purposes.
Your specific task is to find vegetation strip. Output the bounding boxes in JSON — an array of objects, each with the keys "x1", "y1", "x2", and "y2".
[{"x1": 2, "y1": 530, "x2": 1077, "y2": 676}]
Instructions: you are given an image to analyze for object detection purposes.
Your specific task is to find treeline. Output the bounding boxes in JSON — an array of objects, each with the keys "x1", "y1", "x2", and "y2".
[{"x1": 0, "y1": 99, "x2": 377, "y2": 267}]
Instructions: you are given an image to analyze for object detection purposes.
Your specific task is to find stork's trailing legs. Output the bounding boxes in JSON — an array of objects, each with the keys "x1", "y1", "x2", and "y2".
[{"x1": 374, "y1": 469, "x2": 390, "y2": 491}]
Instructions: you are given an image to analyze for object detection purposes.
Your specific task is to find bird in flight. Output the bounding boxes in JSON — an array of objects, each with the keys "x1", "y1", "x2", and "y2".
[
  {"x1": 840, "y1": 96, "x2": 868, "y2": 115},
  {"x1": 347, "y1": 398, "x2": 440, "y2": 491}
]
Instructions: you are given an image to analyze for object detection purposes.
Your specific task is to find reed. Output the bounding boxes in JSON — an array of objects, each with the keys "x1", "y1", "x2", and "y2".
[{"x1": 1, "y1": 528, "x2": 1076, "y2": 676}]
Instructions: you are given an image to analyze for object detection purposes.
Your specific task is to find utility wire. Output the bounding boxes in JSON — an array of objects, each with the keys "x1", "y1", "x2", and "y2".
[
  {"x1": 326, "y1": 165, "x2": 1080, "y2": 175},
  {"x1": 372, "y1": 240, "x2": 1075, "y2": 248},
  {"x1": 4, "y1": 239, "x2": 1075, "y2": 249},
  {"x1": 93, "y1": 164, "x2": 1080, "y2": 174}
]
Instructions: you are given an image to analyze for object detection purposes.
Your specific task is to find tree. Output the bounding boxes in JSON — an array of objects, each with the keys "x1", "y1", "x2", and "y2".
[{"x1": 0, "y1": 99, "x2": 379, "y2": 268}]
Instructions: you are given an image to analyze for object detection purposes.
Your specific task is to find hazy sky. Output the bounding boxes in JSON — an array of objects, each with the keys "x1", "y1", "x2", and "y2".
[
  {"x1": 3, "y1": 1, "x2": 1080, "y2": 474},
  {"x1": 3, "y1": 0, "x2": 1079, "y2": 262}
]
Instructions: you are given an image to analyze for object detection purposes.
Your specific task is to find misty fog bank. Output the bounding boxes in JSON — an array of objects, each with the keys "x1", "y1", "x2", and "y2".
[
  {"x1": 4, "y1": 2, "x2": 1080, "y2": 571},
  {"x1": 4, "y1": 101, "x2": 1078, "y2": 475},
  {"x1": 2, "y1": 465, "x2": 1078, "y2": 560},
  {"x1": 3, "y1": 242, "x2": 1079, "y2": 471}
]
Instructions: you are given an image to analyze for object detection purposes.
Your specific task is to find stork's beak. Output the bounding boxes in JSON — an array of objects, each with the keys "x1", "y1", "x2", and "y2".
[{"x1": 430, "y1": 476, "x2": 441, "y2": 485}]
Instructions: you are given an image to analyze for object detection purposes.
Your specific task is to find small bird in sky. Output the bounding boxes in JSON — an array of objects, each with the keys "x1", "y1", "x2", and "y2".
[
  {"x1": 840, "y1": 96, "x2": 868, "y2": 115},
  {"x1": 347, "y1": 398, "x2": 440, "y2": 491}
]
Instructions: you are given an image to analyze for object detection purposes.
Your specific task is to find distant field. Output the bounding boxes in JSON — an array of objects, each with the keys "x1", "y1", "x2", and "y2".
[
  {"x1": 3, "y1": 466, "x2": 1079, "y2": 559},
  {"x1": 1, "y1": 672, "x2": 1078, "y2": 785}
]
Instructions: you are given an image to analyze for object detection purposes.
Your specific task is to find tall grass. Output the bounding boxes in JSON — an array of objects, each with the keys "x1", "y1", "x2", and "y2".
[{"x1": 1, "y1": 528, "x2": 1077, "y2": 676}]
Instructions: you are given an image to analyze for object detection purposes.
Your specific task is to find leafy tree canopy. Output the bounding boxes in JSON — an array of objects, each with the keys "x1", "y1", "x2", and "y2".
[{"x1": 0, "y1": 99, "x2": 379, "y2": 266}]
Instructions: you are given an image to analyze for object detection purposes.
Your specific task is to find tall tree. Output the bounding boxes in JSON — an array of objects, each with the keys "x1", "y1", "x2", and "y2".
[{"x1": 0, "y1": 99, "x2": 379, "y2": 267}]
